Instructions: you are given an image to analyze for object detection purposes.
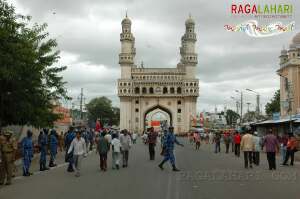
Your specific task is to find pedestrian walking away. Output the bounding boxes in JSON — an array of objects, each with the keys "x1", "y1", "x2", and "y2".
[
  {"x1": 194, "y1": 132, "x2": 201, "y2": 150},
  {"x1": 223, "y1": 131, "x2": 230, "y2": 153},
  {"x1": 252, "y1": 131, "x2": 261, "y2": 166},
  {"x1": 65, "y1": 129, "x2": 76, "y2": 172},
  {"x1": 282, "y1": 133, "x2": 298, "y2": 166},
  {"x1": 120, "y1": 129, "x2": 132, "y2": 167},
  {"x1": 158, "y1": 126, "x2": 184, "y2": 172},
  {"x1": 279, "y1": 133, "x2": 288, "y2": 164},
  {"x1": 49, "y1": 129, "x2": 58, "y2": 167},
  {"x1": 67, "y1": 131, "x2": 87, "y2": 177},
  {"x1": 241, "y1": 129, "x2": 254, "y2": 169},
  {"x1": 214, "y1": 133, "x2": 221, "y2": 153},
  {"x1": 234, "y1": 132, "x2": 241, "y2": 157},
  {"x1": 97, "y1": 132, "x2": 110, "y2": 171},
  {"x1": 111, "y1": 133, "x2": 121, "y2": 170},
  {"x1": 21, "y1": 130, "x2": 34, "y2": 176},
  {"x1": 263, "y1": 129, "x2": 280, "y2": 170},
  {"x1": 38, "y1": 130, "x2": 49, "y2": 171}
]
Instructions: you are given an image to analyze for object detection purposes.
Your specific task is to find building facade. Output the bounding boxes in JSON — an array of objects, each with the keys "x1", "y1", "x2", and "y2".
[
  {"x1": 117, "y1": 15, "x2": 199, "y2": 134},
  {"x1": 277, "y1": 32, "x2": 300, "y2": 117}
]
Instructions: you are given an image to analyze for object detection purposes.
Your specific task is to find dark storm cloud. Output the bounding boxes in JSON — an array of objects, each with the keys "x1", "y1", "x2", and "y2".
[{"x1": 9, "y1": 0, "x2": 300, "y2": 111}]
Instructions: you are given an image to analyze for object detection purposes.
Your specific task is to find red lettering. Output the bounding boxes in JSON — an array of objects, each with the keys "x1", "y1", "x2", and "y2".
[
  {"x1": 252, "y1": 5, "x2": 257, "y2": 14},
  {"x1": 238, "y1": 5, "x2": 244, "y2": 14},
  {"x1": 245, "y1": 4, "x2": 251, "y2": 14},
  {"x1": 231, "y1": 4, "x2": 237, "y2": 14}
]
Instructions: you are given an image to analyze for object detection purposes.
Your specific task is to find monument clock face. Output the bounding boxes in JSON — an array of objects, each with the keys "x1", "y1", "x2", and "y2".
[{"x1": 118, "y1": 15, "x2": 199, "y2": 134}]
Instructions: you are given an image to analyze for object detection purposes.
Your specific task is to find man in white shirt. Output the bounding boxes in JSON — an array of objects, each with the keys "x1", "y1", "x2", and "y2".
[
  {"x1": 119, "y1": 129, "x2": 132, "y2": 168},
  {"x1": 68, "y1": 131, "x2": 87, "y2": 177},
  {"x1": 111, "y1": 133, "x2": 121, "y2": 170}
]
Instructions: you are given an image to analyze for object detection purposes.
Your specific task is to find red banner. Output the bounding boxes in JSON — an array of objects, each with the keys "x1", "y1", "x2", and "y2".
[{"x1": 151, "y1": 121, "x2": 160, "y2": 127}]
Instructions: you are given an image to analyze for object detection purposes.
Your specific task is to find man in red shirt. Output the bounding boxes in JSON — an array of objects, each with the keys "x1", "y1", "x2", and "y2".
[{"x1": 234, "y1": 131, "x2": 241, "y2": 157}]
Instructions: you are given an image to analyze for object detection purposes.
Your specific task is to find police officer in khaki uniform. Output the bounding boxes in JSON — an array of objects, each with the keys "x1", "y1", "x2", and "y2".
[{"x1": 0, "y1": 130, "x2": 17, "y2": 185}]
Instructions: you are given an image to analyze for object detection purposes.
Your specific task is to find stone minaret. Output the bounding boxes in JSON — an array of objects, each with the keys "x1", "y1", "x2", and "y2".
[
  {"x1": 119, "y1": 13, "x2": 136, "y2": 79},
  {"x1": 179, "y1": 15, "x2": 198, "y2": 78}
]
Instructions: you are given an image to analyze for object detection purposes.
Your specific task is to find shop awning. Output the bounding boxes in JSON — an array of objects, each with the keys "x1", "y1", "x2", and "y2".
[{"x1": 255, "y1": 118, "x2": 297, "y2": 125}]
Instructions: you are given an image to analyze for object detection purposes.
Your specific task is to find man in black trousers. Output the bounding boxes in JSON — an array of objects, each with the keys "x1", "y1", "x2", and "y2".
[{"x1": 147, "y1": 127, "x2": 158, "y2": 160}]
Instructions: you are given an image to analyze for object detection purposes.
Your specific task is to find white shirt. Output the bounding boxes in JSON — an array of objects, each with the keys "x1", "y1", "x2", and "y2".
[
  {"x1": 111, "y1": 138, "x2": 121, "y2": 153},
  {"x1": 104, "y1": 134, "x2": 112, "y2": 143},
  {"x1": 120, "y1": 134, "x2": 132, "y2": 151},
  {"x1": 68, "y1": 137, "x2": 87, "y2": 155},
  {"x1": 132, "y1": 133, "x2": 137, "y2": 140}
]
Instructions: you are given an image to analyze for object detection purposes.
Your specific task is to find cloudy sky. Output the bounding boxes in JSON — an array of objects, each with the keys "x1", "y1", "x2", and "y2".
[{"x1": 8, "y1": 0, "x2": 299, "y2": 113}]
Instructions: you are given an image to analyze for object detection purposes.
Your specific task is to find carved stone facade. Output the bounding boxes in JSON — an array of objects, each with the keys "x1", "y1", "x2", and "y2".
[
  {"x1": 118, "y1": 15, "x2": 199, "y2": 134},
  {"x1": 277, "y1": 32, "x2": 300, "y2": 117}
]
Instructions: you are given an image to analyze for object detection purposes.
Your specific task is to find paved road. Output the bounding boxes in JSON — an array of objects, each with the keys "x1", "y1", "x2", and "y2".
[{"x1": 1, "y1": 138, "x2": 299, "y2": 199}]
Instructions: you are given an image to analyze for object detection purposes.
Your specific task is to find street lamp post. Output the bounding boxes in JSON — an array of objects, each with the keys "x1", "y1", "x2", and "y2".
[
  {"x1": 246, "y1": 88, "x2": 260, "y2": 117},
  {"x1": 231, "y1": 96, "x2": 239, "y2": 114},
  {"x1": 235, "y1": 90, "x2": 243, "y2": 124}
]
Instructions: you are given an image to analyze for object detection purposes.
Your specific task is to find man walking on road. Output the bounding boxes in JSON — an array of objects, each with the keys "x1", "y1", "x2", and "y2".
[
  {"x1": 223, "y1": 131, "x2": 230, "y2": 153},
  {"x1": 214, "y1": 133, "x2": 221, "y2": 153},
  {"x1": 97, "y1": 132, "x2": 110, "y2": 171},
  {"x1": 158, "y1": 126, "x2": 184, "y2": 172},
  {"x1": 282, "y1": 133, "x2": 298, "y2": 166},
  {"x1": 111, "y1": 133, "x2": 121, "y2": 170},
  {"x1": 120, "y1": 129, "x2": 132, "y2": 167},
  {"x1": 147, "y1": 127, "x2": 158, "y2": 160},
  {"x1": 38, "y1": 130, "x2": 49, "y2": 171},
  {"x1": 49, "y1": 129, "x2": 58, "y2": 167},
  {"x1": 241, "y1": 130, "x2": 254, "y2": 169},
  {"x1": 252, "y1": 132, "x2": 261, "y2": 166},
  {"x1": 234, "y1": 132, "x2": 241, "y2": 157},
  {"x1": 67, "y1": 131, "x2": 87, "y2": 177},
  {"x1": 65, "y1": 129, "x2": 76, "y2": 172},
  {"x1": 21, "y1": 130, "x2": 34, "y2": 176},
  {"x1": 263, "y1": 129, "x2": 279, "y2": 170}
]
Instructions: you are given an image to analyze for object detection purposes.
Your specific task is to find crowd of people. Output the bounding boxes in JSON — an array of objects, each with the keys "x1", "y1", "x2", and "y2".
[
  {"x1": 188, "y1": 128, "x2": 299, "y2": 170},
  {"x1": 0, "y1": 126, "x2": 138, "y2": 185},
  {"x1": 1, "y1": 125, "x2": 299, "y2": 186}
]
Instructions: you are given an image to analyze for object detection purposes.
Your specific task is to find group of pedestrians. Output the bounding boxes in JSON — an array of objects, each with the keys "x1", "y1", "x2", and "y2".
[{"x1": 207, "y1": 128, "x2": 299, "y2": 171}]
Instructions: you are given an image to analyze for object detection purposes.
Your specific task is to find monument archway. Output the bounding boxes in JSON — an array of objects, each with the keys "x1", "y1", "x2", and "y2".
[
  {"x1": 144, "y1": 105, "x2": 172, "y2": 131},
  {"x1": 117, "y1": 15, "x2": 199, "y2": 134}
]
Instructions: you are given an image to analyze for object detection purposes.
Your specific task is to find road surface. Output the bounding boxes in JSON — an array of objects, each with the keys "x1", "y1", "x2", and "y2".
[{"x1": 1, "y1": 138, "x2": 299, "y2": 199}]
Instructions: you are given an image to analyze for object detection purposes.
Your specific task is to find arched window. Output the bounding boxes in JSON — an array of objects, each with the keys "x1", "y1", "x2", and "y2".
[
  {"x1": 163, "y1": 87, "x2": 168, "y2": 94},
  {"x1": 170, "y1": 87, "x2": 175, "y2": 94},
  {"x1": 190, "y1": 83, "x2": 193, "y2": 86},
  {"x1": 177, "y1": 87, "x2": 182, "y2": 94},
  {"x1": 123, "y1": 89, "x2": 127, "y2": 93},
  {"x1": 142, "y1": 87, "x2": 147, "y2": 94},
  {"x1": 135, "y1": 87, "x2": 140, "y2": 94},
  {"x1": 190, "y1": 89, "x2": 193, "y2": 93},
  {"x1": 149, "y1": 87, "x2": 154, "y2": 94}
]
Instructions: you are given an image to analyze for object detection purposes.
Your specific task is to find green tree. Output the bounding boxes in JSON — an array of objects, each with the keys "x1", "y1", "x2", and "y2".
[
  {"x1": 0, "y1": 0, "x2": 69, "y2": 128},
  {"x1": 265, "y1": 90, "x2": 280, "y2": 116},
  {"x1": 225, "y1": 109, "x2": 240, "y2": 126},
  {"x1": 86, "y1": 97, "x2": 119, "y2": 126}
]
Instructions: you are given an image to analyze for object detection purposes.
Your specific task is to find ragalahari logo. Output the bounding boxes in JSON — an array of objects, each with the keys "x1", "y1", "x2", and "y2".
[{"x1": 225, "y1": 3, "x2": 295, "y2": 37}]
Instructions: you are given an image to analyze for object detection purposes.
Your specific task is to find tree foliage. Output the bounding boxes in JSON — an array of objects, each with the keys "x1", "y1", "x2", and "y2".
[
  {"x1": 265, "y1": 90, "x2": 280, "y2": 116},
  {"x1": 86, "y1": 97, "x2": 120, "y2": 126},
  {"x1": 0, "y1": 0, "x2": 69, "y2": 128},
  {"x1": 225, "y1": 109, "x2": 240, "y2": 125}
]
